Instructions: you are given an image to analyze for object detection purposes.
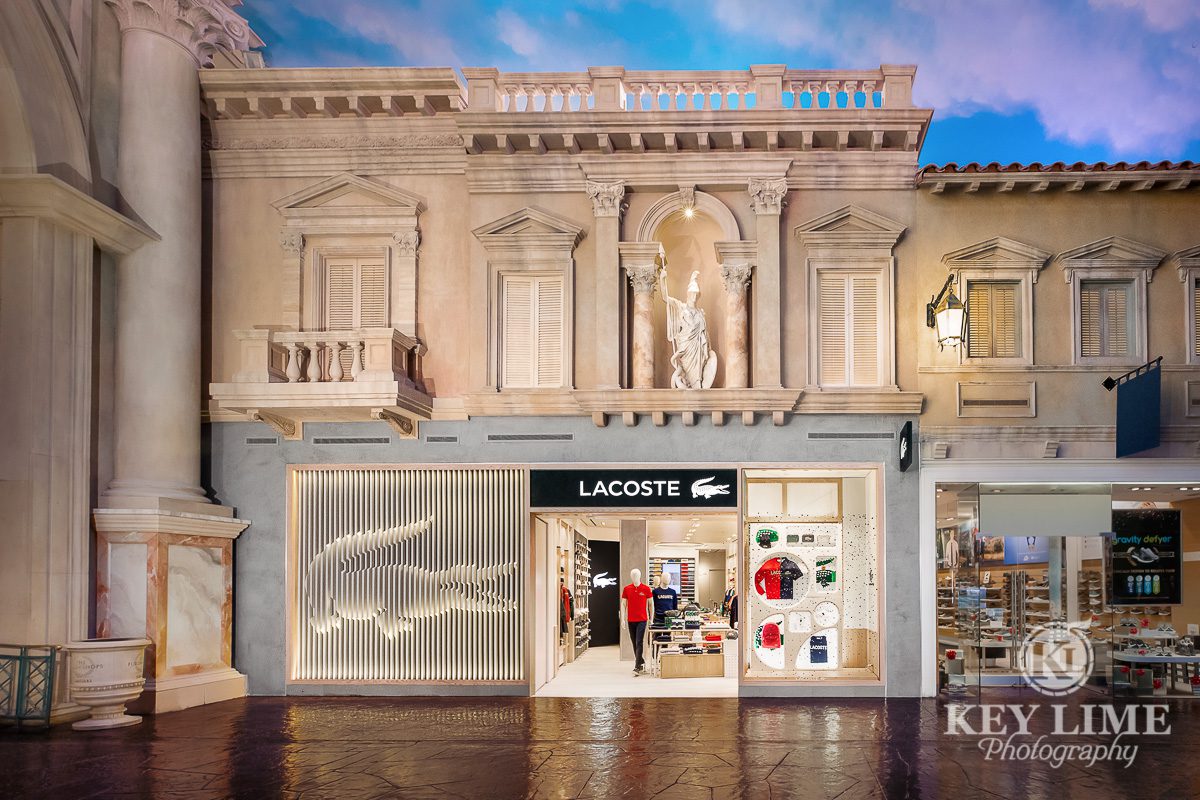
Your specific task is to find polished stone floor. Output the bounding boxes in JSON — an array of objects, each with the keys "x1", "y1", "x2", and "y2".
[{"x1": 2, "y1": 694, "x2": 1199, "y2": 799}]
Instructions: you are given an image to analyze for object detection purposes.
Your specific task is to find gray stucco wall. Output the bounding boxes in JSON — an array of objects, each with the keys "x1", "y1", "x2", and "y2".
[{"x1": 206, "y1": 413, "x2": 921, "y2": 697}]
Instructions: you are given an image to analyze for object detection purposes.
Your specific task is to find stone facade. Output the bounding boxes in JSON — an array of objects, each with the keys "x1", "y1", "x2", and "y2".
[{"x1": 1, "y1": 0, "x2": 1197, "y2": 709}]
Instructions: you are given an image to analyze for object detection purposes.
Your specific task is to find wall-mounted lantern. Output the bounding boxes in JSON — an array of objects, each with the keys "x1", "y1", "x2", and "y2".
[{"x1": 926, "y1": 274, "x2": 965, "y2": 350}]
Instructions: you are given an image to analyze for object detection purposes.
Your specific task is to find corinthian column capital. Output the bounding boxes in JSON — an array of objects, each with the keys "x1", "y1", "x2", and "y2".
[
  {"x1": 279, "y1": 229, "x2": 304, "y2": 255},
  {"x1": 748, "y1": 178, "x2": 788, "y2": 215},
  {"x1": 720, "y1": 262, "x2": 753, "y2": 292},
  {"x1": 626, "y1": 264, "x2": 659, "y2": 295},
  {"x1": 586, "y1": 180, "x2": 626, "y2": 218},
  {"x1": 104, "y1": 0, "x2": 263, "y2": 66},
  {"x1": 392, "y1": 230, "x2": 420, "y2": 257}
]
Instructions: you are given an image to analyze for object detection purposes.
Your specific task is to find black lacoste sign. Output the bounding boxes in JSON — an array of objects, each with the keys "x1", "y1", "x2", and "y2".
[{"x1": 530, "y1": 468, "x2": 739, "y2": 509}]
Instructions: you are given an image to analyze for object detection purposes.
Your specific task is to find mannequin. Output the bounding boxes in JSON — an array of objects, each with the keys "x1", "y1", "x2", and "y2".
[
  {"x1": 651, "y1": 572, "x2": 679, "y2": 626},
  {"x1": 620, "y1": 568, "x2": 654, "y2": 675}
]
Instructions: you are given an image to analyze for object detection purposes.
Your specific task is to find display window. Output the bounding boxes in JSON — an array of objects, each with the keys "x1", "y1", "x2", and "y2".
[{"x1": 743, "y1": 470, "x2": 882, "y2": 682}]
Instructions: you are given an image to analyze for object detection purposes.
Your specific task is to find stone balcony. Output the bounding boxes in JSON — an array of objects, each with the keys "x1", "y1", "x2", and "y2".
[{"x1": 209, "y1": 328, "x2": 430, "y2": 439}]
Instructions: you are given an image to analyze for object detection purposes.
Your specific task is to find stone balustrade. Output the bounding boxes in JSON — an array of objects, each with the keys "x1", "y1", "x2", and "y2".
[
  {"x1": 463, "y1": 65, "x2": 914, "y2": 112},
  {"x1": 233, "y1": 328, "x2": 423, "y2": 387}
]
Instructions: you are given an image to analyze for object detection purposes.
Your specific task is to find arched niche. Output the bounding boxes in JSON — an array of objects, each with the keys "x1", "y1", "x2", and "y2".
[{"x1": 635, "y1": 190, "x2": 740, "y2": 243}]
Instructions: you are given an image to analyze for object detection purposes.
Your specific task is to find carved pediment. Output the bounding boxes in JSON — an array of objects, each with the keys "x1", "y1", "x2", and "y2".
[
  {"x1": 273, "y1": 173, "x2": 426, "y2": 214},
  {"x1": 1053, "y1": 236, "x2": 1166, "y2": 282},
  {"x1": 473, "y1": 207, "x2": 584, "y2": 256},
  {"x1": 794, "y1": 204, "x2": 905, "y2": 250},
  {"x1": 943, "y1": 237, "x2": 1050, "y2": 281}
]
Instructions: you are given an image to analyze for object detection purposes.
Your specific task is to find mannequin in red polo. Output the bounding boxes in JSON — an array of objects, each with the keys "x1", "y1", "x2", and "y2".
[{"x1": 620, "y1": 568, "x2": 654, "y2": 675}]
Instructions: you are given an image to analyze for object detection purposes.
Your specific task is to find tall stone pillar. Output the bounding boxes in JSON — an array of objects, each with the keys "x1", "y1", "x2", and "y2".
[
  {"x1": 720, "y1": 262, "x2": 753, "y2": 389},
  {"x1": 748, "y1": 178, "x2": 787, "y2": 388},
  {"x1": 618, "y1": 519, "x2": 648, "y2": 662},
  {"x1": 587, "y1": 180, "x2": 625, "y2": 388},
  {"x1": 95, "y1": 0, "x2": 259, "y2": 713},
  {"x1": 626, "y1": 266, "x2": 658, "y2": 389}
]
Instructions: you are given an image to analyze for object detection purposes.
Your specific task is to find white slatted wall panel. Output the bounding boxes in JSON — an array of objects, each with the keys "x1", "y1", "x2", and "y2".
[{"x1": 293, "y1": 467, "x2": 526, "y2": 682}]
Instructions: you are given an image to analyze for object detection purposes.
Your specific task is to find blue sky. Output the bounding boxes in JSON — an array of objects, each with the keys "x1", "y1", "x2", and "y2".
[{"x1": 238, "y1": 0, "x2": 1200, "y2": 166}]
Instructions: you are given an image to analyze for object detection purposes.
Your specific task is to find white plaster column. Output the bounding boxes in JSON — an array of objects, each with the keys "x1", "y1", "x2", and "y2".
[
  {"x1": 587, "y1": 180, "x2": 625, "y2": 388},
  {"x1": 391, "y1": 229, "x2": 419, "y2": 337},
  {"x1": 279, "y1": 230, "x2": 305, "y2": 329},
  {"x1": 748, "y1": 178, "x2": 787, "y2": 388},
  {"x1": 618, "y1": 519, "x2": 648, "y2": 662},
  {"x1": 626, "y1": 265, "x2": 658, "y2": 390},
  {"x1": 94, "y1": 0, "x2": 260, "y2": 715},
  {"x1": 721, "y1": 262, "x2": 753, "y2": 389},
  {"x1": 101, "y1": 0, "x2": 259, "y2": 512}
]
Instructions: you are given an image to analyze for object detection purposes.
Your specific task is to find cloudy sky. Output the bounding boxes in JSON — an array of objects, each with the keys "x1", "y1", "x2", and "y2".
[{"x1": 239, "y1": 0, "x2": 1200, "y2": 165}]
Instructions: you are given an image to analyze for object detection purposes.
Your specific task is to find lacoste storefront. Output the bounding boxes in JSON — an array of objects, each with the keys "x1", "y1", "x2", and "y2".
[{"x1": 280, "y1": 460, "x2": 896, "y2": 698}]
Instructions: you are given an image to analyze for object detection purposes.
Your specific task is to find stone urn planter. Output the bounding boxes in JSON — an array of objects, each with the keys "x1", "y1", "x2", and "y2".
[{"x1": 65, "y1": 638, "x2": 151, "y2": 730}]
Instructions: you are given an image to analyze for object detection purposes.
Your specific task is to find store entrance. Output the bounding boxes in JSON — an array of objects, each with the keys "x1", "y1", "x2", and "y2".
[{"x1": 531, "y1": 513, "x2": 739, "y2": 697}]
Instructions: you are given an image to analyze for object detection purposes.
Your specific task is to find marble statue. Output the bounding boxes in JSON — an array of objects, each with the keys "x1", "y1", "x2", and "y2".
[
  {"x1": 659, "y1": 265, "x2": 717, "y2": 389},
  {"x1": 304, "y1": 515, "x2": 517, "y2": 639}
]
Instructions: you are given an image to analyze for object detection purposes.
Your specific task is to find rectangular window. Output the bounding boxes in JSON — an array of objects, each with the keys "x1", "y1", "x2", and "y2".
[
  {"x1": 324, "y1": 256, "x2": 388, "y2": 330},
  {"x1": 1079, "y1": 280, "x2": 1134, "y2": 358},
  {"x1": 501, "y1": 274, "x2": 564, "y2": 388},
  {"x1": 818, "y1": 272, "x2": 880, "y2": 387},
  {"x1": 966, "y1": 280, "x2": 1020, "y2": 359}
]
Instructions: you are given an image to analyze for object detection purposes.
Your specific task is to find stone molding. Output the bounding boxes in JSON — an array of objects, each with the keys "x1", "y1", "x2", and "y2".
[
  {"x1": 585, "y1": 180, "x2": 625, "y2": 217},
  {"x1": 103, "y1": 0, "x2": 262, "y2": 67},
  {"x1": 1051, "y1": 235, "x2": 1166, "y2": 284},
  {"x1": 92, "y1": 508, "x2": 250, "y2": 539},
  {"x1": 626, "y1": 264, "x2": 659, "y2": 295},
  {"x1": 748, "y1": 178, "x2": 788, "y2": 215},
  {"x1": 205, "y1": 133, "x2": 464, "y2": 151},
  {"x1": 0, "y1": 174, "x2": 157, "y2": 255}
]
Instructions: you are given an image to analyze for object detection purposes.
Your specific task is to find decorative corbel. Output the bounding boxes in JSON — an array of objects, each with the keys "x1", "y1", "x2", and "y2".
[
  {"x1": 248, "y1": 409, "x2": 301, "y2": 440},
  {"x1": 371, "y1": 408, "x2": 417, "y2": 439}
]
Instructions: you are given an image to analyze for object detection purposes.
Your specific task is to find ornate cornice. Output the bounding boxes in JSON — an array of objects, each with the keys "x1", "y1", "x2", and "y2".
[
  {"x1": 392, "y1": 230, "x2": 420, "y2": 257},
  {"x1": 586, "y1": 180, "x2": 626, "y2": 218},
  {"x1": 104, "y1": 0, "x2": 262, "y2": 67},
  {"x1": 204, "y1": 133, "x2": 464, "y2": 151},
  {"x1": 720, "y1": 262, "x2": 753, "y2": 292},
  {"x1": 626, "y1": 264, "x2": 659, "y2": 295},
  {"x1": 748, "y1": 177, "x2": 787, "y2": 215}
]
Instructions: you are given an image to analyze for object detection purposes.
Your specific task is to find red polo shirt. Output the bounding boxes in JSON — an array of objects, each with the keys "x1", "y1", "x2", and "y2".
[{"x1": 622, "y1": 583, "x2": 654, "y2": 623}]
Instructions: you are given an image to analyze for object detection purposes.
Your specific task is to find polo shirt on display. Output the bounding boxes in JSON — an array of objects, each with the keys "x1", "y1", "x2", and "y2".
[
  {"x1": 755, "y1": 557, "x2": 805, "y2": 600},
  {"x1": 622, "y1": 583, "x2": 654, "y2": 622}
]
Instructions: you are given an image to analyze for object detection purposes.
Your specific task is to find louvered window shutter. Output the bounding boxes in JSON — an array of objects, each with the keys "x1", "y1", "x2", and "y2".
[
  {"x1": 535, "y1": 277, "x2": 564, "y2": 387},
  {"x1": 1193, "y1": 278, "x2": 1200, "y2": 358},
  {"x1": 967, "y1": 281, "x2": 1019, "y2": 358},
  {"x1": 502, "y1": 276, "x2": 534, "y2": 388},
  {"x1": 1080, "y1": 280, "x2": 1132, "y2": 358},
  {"x1": 818, "y1": 273, "x2": 880, "y2": 387},
  {"x1": 325, "y1": 258, "x2": 356, "y2": 330},
  {"x1": 819, "y1": 274, "x2": 848, "y2": 385},
  {"x1": 358, "y1": 259, "x2": 388, "y2": 327},
  {"x1": 850, "y1": 275, "x2": 880, "y2": 385}
]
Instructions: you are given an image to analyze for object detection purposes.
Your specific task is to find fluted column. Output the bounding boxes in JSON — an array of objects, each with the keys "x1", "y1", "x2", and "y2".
[
  {"x1": 101, "y1": 0, "x2": 260, "y2": 510},
  {"x1": 721, "y1": 262, "x2": 753, "y2": 389},
  {"x1": 587, "y1": 180, "x2": 625, "y2": 388},
  {"x1": 626, "y1": 265, "x2": 658, "y2": 389},
  {"x1": 748, "y1": 178, "x2": 787, "y2": 388}
]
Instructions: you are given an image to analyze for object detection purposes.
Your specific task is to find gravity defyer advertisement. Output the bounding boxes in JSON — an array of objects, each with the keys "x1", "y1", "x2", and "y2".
[{"x1": 1109, "y1": 509, "x2": 1182, "y2": 605}]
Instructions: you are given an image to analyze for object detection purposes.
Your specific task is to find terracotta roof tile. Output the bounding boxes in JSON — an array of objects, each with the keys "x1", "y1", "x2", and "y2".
[{"x1": 921, "y1": 160, "x2": 1197, "y2": 174}]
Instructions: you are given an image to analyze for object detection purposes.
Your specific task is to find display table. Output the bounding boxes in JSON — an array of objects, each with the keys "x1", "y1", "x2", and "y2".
[
  {"x1": 1112, "y1": 651, "x2": 1200, "y2": 691},
  {"x1": 659, "y1": 652, "x2": 723, "y2": 678},
  {"x1": 648, "y1": 625, "x2": 728, "y2": 678}
]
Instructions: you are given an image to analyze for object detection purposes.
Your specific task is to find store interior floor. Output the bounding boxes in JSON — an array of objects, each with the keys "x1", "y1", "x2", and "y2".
[{"x1": 536, "y1": 645, "x2": 739, "y2": 698}]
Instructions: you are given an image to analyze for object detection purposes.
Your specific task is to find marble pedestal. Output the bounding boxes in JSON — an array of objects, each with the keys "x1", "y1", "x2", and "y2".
[{"x1": 93, "y1": 509, "x2": 250, "y2": 713}]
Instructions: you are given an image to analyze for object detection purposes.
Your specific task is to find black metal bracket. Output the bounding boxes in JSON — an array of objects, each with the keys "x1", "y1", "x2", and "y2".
[
  {"x1": 1102, "y1": 356, "x2": 1162, "y2": 391},
  {"x1": 926, "y1": 273, "x2": 956, "y2": 329}
]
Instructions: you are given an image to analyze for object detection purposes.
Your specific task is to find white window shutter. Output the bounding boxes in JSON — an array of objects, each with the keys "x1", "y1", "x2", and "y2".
[
  {"x1": 325, "y1": 258, "x2": 356, "y2": 330},
  {"x1": 502, "y1": 276, "x2": 534, "y2": 388},
  {"x1": 967, "y1": 281, "x2": 1018, "y2": 359},
  {"x1": 535, "y1": 276, "x2": 564, "y2": 387},
  {"x1": 850, "y1": 275, "x2": 879, "y2": 385},
  {"x1": 358, "y1": 259, "x2": 388, "y2": 327},
  {"x1": 819, "y1": 273, "x2": 847, "y2": 385}
]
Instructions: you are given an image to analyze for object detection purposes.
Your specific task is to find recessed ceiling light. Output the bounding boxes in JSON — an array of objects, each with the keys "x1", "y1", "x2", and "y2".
[
  {"x1": 1131, "y1": 487, "x2": 1141, "y2": 492},
  {"x1": 991, "y1": 489, "x2": 1001, "y2": 493},
  {"x1": 1143, "y1": 487, "x2": 1153, "y2": 491}
]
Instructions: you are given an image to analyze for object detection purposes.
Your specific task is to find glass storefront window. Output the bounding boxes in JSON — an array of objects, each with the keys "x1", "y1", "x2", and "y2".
[{"x1": 743, "y1": 468, "x2": 881, "y2": 682}]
